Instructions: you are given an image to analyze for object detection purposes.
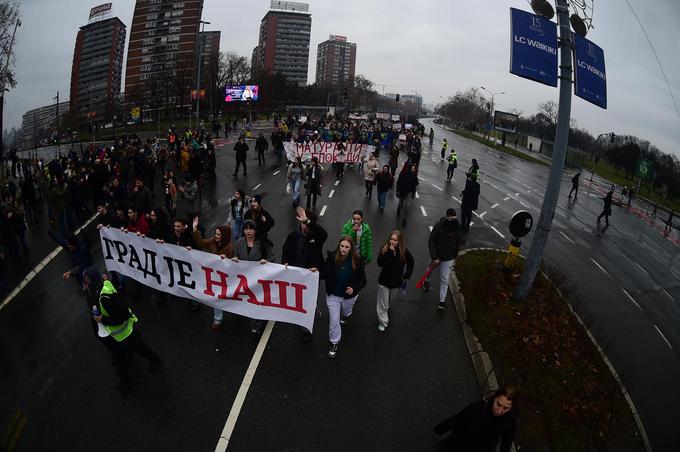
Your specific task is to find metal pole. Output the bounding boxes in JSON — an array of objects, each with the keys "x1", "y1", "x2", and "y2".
[
  {"x1": 195, "y1": 21, "x2": 209, "y2": 127},
  {"x1": 514, "y1": 0, "x2": 573, "y2": 300}
]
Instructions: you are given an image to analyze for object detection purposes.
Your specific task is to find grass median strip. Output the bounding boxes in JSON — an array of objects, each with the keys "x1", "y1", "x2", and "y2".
[{"x1": 451, "y1": 128, "x2": 549, "y2": 167}]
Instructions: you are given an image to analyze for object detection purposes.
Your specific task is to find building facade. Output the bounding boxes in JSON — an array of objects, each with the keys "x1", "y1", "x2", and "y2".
[
  {"x1": 198, "y1": 30, "x2": 220, "y2": 84},
  {"x1": 124, "y1": 0, "x2": 204, "y2": 116},
  {"x1": 21, "y1": 102, "x2": 70, "y2": 149},
  {"x1": 70, "y1": 15, "x2": 126, "y2": 128},
  {"x1": 252, "y1": 1, "x2": 311, "y2": 86},
  {"x1": 315, "y1": 35, "x2": 356, "y2": 86}
]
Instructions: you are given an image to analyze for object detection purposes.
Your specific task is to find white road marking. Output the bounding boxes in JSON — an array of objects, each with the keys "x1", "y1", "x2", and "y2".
[
  {"x1": 420, "y1": 206, "x2": 428, "y2": 216},
  {"x1": 491, "y1": 203, "x2": 499, "y2": 209},
  {"x1": 653, "y1": 325, "x2": 673, "y2": 350},
  {"x1": 452, "y1": 196, "x2": 460, "y2": 203},
  {"x1": 414, "y1": 191, "x2": 419, "y2": 199},
  {"x1": 319, "y1": 205, "x2": 328, "y2": 216},
  {"x1": 622, "y1": 289, "x2": 642, "y2": 310},
  {"x1": 559, "y1": 231, "x2": 576, "y2": 245},
  {"x1": 328, "y1": 190, "x2": 335, "y2": 198},
  {"x1": 429, "y1": 226, "x2": 433, "y2": 232},
  {"x1": 473, "y1": 211, "x2": 481, "y2": 218},
  {"x1": 252, "y1": 184, "x2": 262, "y2": 191},
  {"x1": 431, "y1": 184, "x2": 444, "y2": 191},
  {"x1": 512, "y1": 177, "x2": 521, "y2": 183},
  {"x1": 479, "y1": 211, "x2": 487, "y2": 218},
  {"x1": 662, "y1": 289, "x2": 674, "y2": 302},
  {"x1": 514, "y1": 192, "x2": 520, "y2": 197},
  {"x1": 334, "y1": 180, "x2": 340, "y2": 186},
  {"x1": 633, "y1": 262, "x2": 649, "y2": 277},
  {"x1": 490, "y1": 225, "x2": 506, "y2": 239},
  {"x1": 590, "y1": 258, "x2": 609, "y2": 276},
  {"x1": 470, "y1": 221, "x2": 475, "y2": 226},
  {"x1": 523, "y1": 184, "x2": 531, "y2": 189},
  {"x1": 557, "y1": 203, "x2": 566, "y2": 210},
  {"x1": 216, "y1": 321, "x2": 275, "y2": 451},
  {"x1": 418, "y1": 176, "x2": 426, "y2": 181},
  {"x1": 490, "y1": 183, "x2": 499, "y2": 190},
  {"x1": 519, "y1": 201, "x2": 530, "y2": 209},
  {"x1": 272, "y1": 170, "x2": 280, "y2": 176},
  {"x1": 503, "y1": 197, "x2": 510, "y2": 201}
]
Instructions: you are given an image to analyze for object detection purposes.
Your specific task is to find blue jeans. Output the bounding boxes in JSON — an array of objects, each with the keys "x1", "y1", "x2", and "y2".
[
  {"x1": 377, "y1": 190, "x2": 388, "y2": 209},
  {"x1": 232, "y1": 218, "x2": 243, "y2": 241},
  {"x1": 292, "y1": 178, "x2": 302, "y2": 204}
]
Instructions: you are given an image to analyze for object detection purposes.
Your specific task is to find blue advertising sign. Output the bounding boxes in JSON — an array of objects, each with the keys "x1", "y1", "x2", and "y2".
[
  {"x1": 509, "y1": 8, "x2": 558, "y2": 87},
  {"x1": 573, "y1": 34, "x2": 607, "y2": 109}
]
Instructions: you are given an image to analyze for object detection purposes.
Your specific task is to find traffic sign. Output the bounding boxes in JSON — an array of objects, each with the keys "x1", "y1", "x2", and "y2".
[
  {"x1": 509, "y1": 8, "x2": 558, "y2": 87},
  {"x1": 637, "y1": 159, "x2": 653, "y2": 181}
]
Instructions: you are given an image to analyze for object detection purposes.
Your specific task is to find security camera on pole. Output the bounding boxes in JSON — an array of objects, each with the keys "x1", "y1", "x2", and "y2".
[{"x1": 510, "y1": 0, "x2": 603, "y2": 301}]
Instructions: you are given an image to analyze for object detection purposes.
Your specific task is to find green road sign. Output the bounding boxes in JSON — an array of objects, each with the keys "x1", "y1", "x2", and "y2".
[{"x1": 637, "y1": 159, "x2": 653, "y2": 181}]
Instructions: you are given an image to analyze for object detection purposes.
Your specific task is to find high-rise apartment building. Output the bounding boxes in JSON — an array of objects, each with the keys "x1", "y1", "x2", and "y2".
[
  {"x1": 125, "y1": 0, "x2": 204, "y2": 113},
  {"x1": 315, "y1": 35, "x2": 356, "y2": 86},
  {"x1": 198, "y1": 30, "x2": 220, "y2": 82},
  {"x1": 252, "y1": 1, "x2": 311, "y2": 86},
  {"x1": 21, "y1": 102, "x2": 70, "y2": 149},
  {"x1": 70, "y1": 5, "x2": 126, "y2": 127}
]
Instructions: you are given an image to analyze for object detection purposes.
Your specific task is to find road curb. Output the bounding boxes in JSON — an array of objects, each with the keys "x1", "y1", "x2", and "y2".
[{"x1": 450, "y1": 247, "x2": 652, "y2": 452}]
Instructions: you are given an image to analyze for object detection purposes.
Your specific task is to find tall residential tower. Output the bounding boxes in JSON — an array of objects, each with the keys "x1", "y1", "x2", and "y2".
[{"x1": 315, "y1": 34, "x2": 356, "y2": 86}]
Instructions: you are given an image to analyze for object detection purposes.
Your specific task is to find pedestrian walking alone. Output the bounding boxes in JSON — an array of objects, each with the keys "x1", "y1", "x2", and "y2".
[
  {"x1": 375, "y1": 230, "x2": 414, "y2": 332},
  {"x1": 597, "y1": 191, "x2": 613, "y2": 227},
  {"x1": 375, "y1": 165, "x2": 394, "y2": 213},
  {"x1": 425, "y1": 208, "x2": 462, "y2": 310},
  {"x1": 305, "y1": 157, "x2": 324, "y2": 210},
  {"x1": 665, "y1": 210, "x2": 674, "y2": 234},
  {"x1": 568, "y1": 172, "x2": 580, "y2": 199},
  {"x1": 324, "y1": 235, "x2": 367, "y2": 358},
  {"x1": 396, "y1": 163, "x2": 419, "y2": 227},
  {"x1": 446, "y1": 148, "x2": 458, "y2": 182},
  {"x1": 233, "y1": 136, "x2": 249, "y2": 178},
  {"x1": 287, "y1": 157, "x2": 307, "y2": 208},
  {"x1": 460, "y1": 173, "x2": 480, "y2": 232},
  {"x1": 255, "y1": 133, "x2": 268, "y2": 166}
]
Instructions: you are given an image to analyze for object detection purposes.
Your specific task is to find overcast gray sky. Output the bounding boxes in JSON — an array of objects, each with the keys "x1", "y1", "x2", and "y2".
[{"x1": 6, "y1": 0, "x2": 680, "y2": 156}]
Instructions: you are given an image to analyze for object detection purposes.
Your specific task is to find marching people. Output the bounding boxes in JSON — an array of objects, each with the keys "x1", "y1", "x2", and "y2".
[
  {"x1": 425, "y1": 208, "x2": 462, "y2": 310},
  {"x1": 446, "y1": 148, "x2": 458, "y2": 182},
  {"x1": 363, "y1": 153, "x2": 380, "y2": 199},
  {"x1": 460, "y1": 172, "x2": 480, "y2": 232},
  {"x1": 396, "y1": 163, "x2": 419, "y2": 227},
  {"x1": 434, "y1": 384, "x2": 520, "y2": 452},
  {"x1": 233, "y1": 136, "x2": 249, "y2": 178},
  {"x1": 375, "y1": 230, "x2": 414, "y2": 332},
  {"x1": 169, "y1": 217, "x2": 199, "y2": 310},
  {"x1": 334, "y1": 143, "x2": 346, "y2": 180},
  {"x1": 323, "y1": 235, "x2": 367, "y2": 358},
  {"x1": 375, "y1": 164, "x2": 394, "y2": 213},
  {"x1": 341, "y1": 209, "x2": 374, "y2": 264},
  {"x1": 388, "y1": 143, "x2": 400, "y2": 176},
  {"x1": 255, "y1": 132, "x2": 269, "y2": 166},
  {"x1": 244, "y1": 194, "x2": 275, "y2": 245},
  {"x1": 232, "y1": 219, "x2": 276, "y2": 339},
  {"x1": 192, "y1": 216, "x2": 234, "y2": 329},
  {"x1": 177, "y1": 176, "x2": 199, "y2": 217},
  {"x1": 305, "y1": 156, "x2": 324, "y2": 210},
  {"x1": 441, "y1": 138, "x2": 449, "y2": 160},
  {"x1": 227, "y1": 189, "x2": 249, "y2": 241},
  {"x1": 597, "y1": 191, "x2": 613, "y2": 228},
  {"x1": 568, "y1": 172, "x2": 580, "y2": 199},
  {"x1": 287, "y1": 156, "x2": 307, "y2": 208}
]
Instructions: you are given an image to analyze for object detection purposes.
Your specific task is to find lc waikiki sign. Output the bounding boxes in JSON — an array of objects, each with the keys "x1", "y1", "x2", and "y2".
[
  {"x1": 510, "y1": 7, "x2": 558, "y2": 86},
  {"x1": 99, "y1": 228, "x2": 320, "y2": 332}
]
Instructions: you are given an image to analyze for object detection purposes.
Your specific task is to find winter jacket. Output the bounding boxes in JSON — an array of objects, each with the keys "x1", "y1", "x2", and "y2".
[
  {"x1": 169, "y1": 228, "x2": 196, "y2": 247},
  {"x1": 127, "y1": 214, "x2": 150, "y2": 235},
  {"x1": 244, "y1": 207, "x2": 275, "y2": 239},
  {"x1": 377, "y1": 247, "x2": 414, "y2": 288},
  {"x1": 363, "y1": 157, "x2": 380, "y2": 181},
  {"x1": 281, "y1": 223, "x2": 328, "y2": 272},
  {"x1": 428, "y1": 217, "x2": 462, "y2": 261},
  {"x1": 461, "y1": 179, "x2": 480, "y2": 211},
  {"x1": 323, "y1": 252, "x2": 367, "y2": 298},
  {"x1": 341, "y1": 219, "x2": 373, "y2": 263},
  {"x1": 234, "y1": 141, "x2": 249, "y2": 160},
  {"x1": 305, "y1": 164, "x2": 324, "y2": 195},
  {"x1": 396, "y1": 171, "x2": 419, "y2": 199},
  {"x1": 193, "y1": 228, "x2": 234, "y2": 257},
  {"x1": 375, "y1": 171, "x2": 394, "y2": 192},
  {"x1": 233, "y1": 237, "x2": 276, "y2": 262}
]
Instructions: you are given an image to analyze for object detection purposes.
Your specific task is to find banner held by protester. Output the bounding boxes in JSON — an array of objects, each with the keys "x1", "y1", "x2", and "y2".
[
  {"x1": 99, "y1": 228, "x2": 320, "y2": 332},
  {"x1": 284, "y1": 141, "x2": 375, "y2": 164}
]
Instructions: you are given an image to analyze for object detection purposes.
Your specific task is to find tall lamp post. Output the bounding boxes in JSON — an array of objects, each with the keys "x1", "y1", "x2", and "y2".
[
  {"x1": 195, "y1": 20, "x2": 210, "y2": 126},
  {"x1": 480, "y1": 86, "x2": 505, "y2": 135}
]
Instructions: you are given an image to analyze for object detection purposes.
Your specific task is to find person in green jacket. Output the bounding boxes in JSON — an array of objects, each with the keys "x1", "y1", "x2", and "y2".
[{"x1": 341, "y1": 210, "x2": 373, "y2": 264}]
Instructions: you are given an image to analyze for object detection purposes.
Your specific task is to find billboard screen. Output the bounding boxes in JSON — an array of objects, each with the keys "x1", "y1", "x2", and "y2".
[
  {"x1": 493, "y1": 110, "x2": 519, "y2": 133},
  {"x1": 225, "y1": 85, "x2": 259, "y2": 102}
]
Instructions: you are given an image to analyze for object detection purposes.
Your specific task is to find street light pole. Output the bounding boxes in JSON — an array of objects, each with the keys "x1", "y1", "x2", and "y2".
[
  {"x1": 514, "y1": 0, "x2": 573, "y2": 300},
  {"x1": 195, "y1": 20, "x2": 210, "y2": 128},
  {"x1": 480, "y1": 86, "x2": 505, "y2": 136}
]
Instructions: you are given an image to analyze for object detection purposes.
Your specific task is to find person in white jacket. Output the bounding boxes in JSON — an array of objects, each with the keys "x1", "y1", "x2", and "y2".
[{"x1": 363, "y1": 153, "x2": 380, "y2": 199}]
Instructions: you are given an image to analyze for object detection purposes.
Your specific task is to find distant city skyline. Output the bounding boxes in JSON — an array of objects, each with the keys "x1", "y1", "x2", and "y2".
[{"x1": 4, "y1": 0, "x2": 680, "y2": 157}]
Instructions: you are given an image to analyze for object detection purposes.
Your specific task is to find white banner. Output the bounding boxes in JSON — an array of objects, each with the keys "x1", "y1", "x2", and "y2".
[
  {"x1": 99, "y1": 228, "x2": 319, "y2": 332},
  {"x1": 376, "y1": 112, "x2": 390, "y2": 120},
  {"x1": 284, "y1": 141, "x2": 375, "y2": 164}
]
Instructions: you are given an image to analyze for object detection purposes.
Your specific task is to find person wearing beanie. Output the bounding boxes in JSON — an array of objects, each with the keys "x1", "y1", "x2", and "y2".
[
  {"x1": 425, "y1": 208, "x2": 462, "y2": 310},
  {"x1": 244, "y1": 194, "x2": 275, "y2": 244}
]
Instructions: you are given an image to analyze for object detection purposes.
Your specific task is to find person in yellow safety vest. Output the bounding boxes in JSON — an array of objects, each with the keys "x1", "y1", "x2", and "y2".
[
  {"x1": 93, "y1": 274, "x2": 162, "y2": 393},
  {"x1": 441, "y1": 139, "x2": 448, "y2": 159},
  {"x1": 446, "y1": 149, "x2": 458, "y2": 182}
]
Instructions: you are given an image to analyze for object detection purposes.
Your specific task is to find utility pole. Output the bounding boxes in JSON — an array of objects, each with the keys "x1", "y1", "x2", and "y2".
[
  {"x1": 514, "y1": 0, "x2": 573, "y2": 300},
  {"x1": 195, "y1": 20, "x2": 210, "y2": 127},
  {"x1": 0, "y1": 17, "x2": 21, "y2": 160},
  {"x1": 54, "y1": 91, "x2": 61, "y2": 155}
]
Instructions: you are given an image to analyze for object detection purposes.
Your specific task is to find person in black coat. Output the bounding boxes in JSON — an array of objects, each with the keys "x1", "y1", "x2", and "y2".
[
  {"x1": 597, "y1": 190, "x2": 613, "y2": 227},
  {"x1": 375, "y1": 164, "x2": 394, "y2": 213},
  {"x1": 305, "y1": 157, "x2": 324, "y2": 210},
  {"x1": 233, "y1": 136, "x2": 249, "y2": 178},
  {"x1": 323, "y1": 235, "x2": 367, "y2": 358},
  {"x1": 375, "y1": 230, "x2": 414, "y2": 331},
  {"x1": 568, "y1": 172, "x2": 580, "y2": 199},
  {"x1": 434, "y1": 384, "x2": 519, "y2": 452},
  {"x1": 244, "y1": 194, "x2": 275, "y2": 244},
  {"x1": 396, "y1": 163, "x2": 419, "y2": 226},
  {"x1": 460, "y1": 173, "x2": 481, "y2": 232},
  {"x1": 281, "y1": 207, "x2": 327, "y2": 272}
]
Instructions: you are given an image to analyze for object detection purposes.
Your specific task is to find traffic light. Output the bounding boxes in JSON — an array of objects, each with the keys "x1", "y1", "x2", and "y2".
[
  {"x1": 395, "y1": 94, "x2": 400, "y2": 102},
  {"x1": 610, "y1": 132, "x2": 615, "y2": 143}
]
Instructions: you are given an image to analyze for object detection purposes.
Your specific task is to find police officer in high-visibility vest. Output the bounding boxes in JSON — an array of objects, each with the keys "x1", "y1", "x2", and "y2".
[
  {"x1": 441, "y1": 138, "x2": 448, "y2": 159},
  {"x1": 446, "y1": 149, "x2": 458, "y2": 182},
  {"x1": 93, "y1": 274, "x2": 162, "y2": 393}
]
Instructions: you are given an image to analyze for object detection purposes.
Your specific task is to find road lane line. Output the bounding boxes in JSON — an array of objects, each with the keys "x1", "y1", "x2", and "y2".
[
  {"x1": 431, "y1": 184, "x2": 443, "y2": 191},
  {"x1": 216, "y1": 321, "x2": 275, "y2": 451},
  {"x1": 420, "y1": 206, "x2": 428, "y2": 217},
  {"x1": 590, "y1": 258, "x2": 609, "y2": 276},
  {"x1": 662, "y1": 289, "x2": 674, "y2": 302},
  {"x1": 319, "y1": 205, "x2": 328, "y2": 216},
  {"x1": 519, "y1": 201, "x2": 530, "y2": 209},
  {"x1": 491, "y1": 203, "x2": 499, "y2": 209},
  {"x1": 252, "y1": 184, "x2": 262, "y2": 190},
  {"x1": 503, "y1": 197, "x2": 510, "y2": 201},
  {"x1": 414, "y1": 191, "x2": 419, "y2": 199},
  {"x1": 514, "y1": 192, "x2": 520, "y2": 197},
  {"x1": 334, "y1": 180, "x2": 340, "y2": 186},
  {"x1": 272, "y1": 170, "x2": 280, "y2": 176},
  {"x1": 479, "y1": 211, "x2": 487, "y2": 218},
  {"x1": 473, "y1": 211, "x2": 481, "y2": 218},
  {"x1": 470, "y1": 221, "x2": 475, "y2": 226},
  {"x1": 512, "y1": 177, "x2": 521, "y2": 183},
  {"x1": 328, "y1": 190, "x2": 335, "y2": 198},
  {"x1": 429, "y1": 226, "x2": 433, "y2": 232},
  {"x1": 557, "y1": 203, "x2": 566, "y2": 210},
  {"x1": 559, "y1": 231, "x2": 576, "y2": 244},
  {"x1": 418, "y1": 176, "x2": 426, "y2": 181},
  {"x1": 633, "y1": 262, "x2": 649, "y2": 277},
  {"x1": 452, "y1": 196, "x2": 460, "y2": 203},
  {"x1": 490, "y1": 183, "x2": 499, "y2": 190},
  {"x1": 622, "y1": 289, "x2": 642, "y2": 310},
  {"x1": 653, "y1": 325, "x2": 673, "y2": 350},
  {"x1": 490, "y1": 226, "x2": 506, "y2": 239}
]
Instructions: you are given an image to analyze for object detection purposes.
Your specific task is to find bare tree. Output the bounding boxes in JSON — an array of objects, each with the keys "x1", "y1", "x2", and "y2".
[
  {"x1": 0, "y1": 1, "x2": 20, "y2": 155},
  {"x1": 537, "y1": 100, "x2": 558, "y2": 126}
]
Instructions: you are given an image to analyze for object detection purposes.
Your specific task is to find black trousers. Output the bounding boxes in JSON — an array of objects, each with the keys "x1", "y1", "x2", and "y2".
[
  {"x1": 234, "y1": 158, "x2": 247, "y2": 176},
  {"x1": 306, "y1": 192, "x2": 319, "y2": 209},
  {"x1": 569, "y1": 185, "x2": 578, "y2": 197},
  {"x1": 365, "y1": 180, "x2": 374, "y2": 197},
  {"x1": 597, "y1": 210, "x2": 610, "y2": 226},
  {"x1": 447, "y1": 165, "x2": 455, "y2": 180},
  {"x1": 112, "y1": 330, "x2": 161, "y2": 384},
  {"x1": 461, "y1": 208, "x2": 473, "y2": 231},
  {"x1": 257, "y1": 149, "x2": 265, "y2": 165}
]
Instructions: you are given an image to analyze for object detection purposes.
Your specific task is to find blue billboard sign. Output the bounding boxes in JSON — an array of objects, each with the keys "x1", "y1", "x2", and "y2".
[
  {"x1": 509, "y1": 8, "x2": 558, "y2": 87},
  {"x1": 573, "y1": 34, "x2": 607, "y2": 109}
]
